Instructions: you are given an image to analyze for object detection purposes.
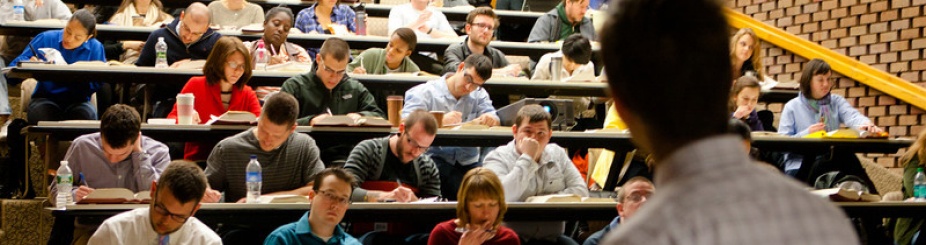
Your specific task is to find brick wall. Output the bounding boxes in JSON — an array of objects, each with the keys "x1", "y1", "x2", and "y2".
[{"x1": 726, "y1": 0, "x2": 925, "y2": 172}]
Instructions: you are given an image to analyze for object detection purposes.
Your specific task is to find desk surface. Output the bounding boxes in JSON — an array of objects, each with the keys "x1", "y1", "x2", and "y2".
[{"x1": 0, "y1": 21, "x2": 557, "y2": 56}]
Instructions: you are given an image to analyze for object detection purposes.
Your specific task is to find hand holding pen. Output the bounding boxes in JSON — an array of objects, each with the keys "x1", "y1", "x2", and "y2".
[{"x1": 74, "y1": 172, "x2": 95, "y2": 203}]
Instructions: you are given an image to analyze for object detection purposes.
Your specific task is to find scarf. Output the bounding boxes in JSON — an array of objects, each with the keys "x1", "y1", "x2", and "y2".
[
  {"x1": 800, "y1": 92, "x2": 839, "y2": 132},
  {"x1": 555, "y1": 3, "x2": 578, "y2": 40},
  {"x1": 111, "y1": 3, "x2": 166, "y2": 27}
]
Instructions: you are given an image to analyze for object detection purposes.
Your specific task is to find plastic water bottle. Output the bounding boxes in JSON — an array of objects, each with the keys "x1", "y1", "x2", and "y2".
[
  {"x1": 254, "y1": 41, "x2": 269, "y2": 70},
  {"x1": 354, "y1": 3, "x2": 367, "y2": 36},
  {"x1": 56, "y1": 161, "x2": 73, "y2": 209},
  {"x1": 12, "y1": 0, "x2": 25, "y2": 22},
  {"x1": 155, "y1": 37, "x2": 168, "y2": 68},
  {"x1": 246, "y1": 155, "x2": 262, "y2": 203},
  {"x1": 915, "y1": 167, "x2": 926, "y2": 201}
]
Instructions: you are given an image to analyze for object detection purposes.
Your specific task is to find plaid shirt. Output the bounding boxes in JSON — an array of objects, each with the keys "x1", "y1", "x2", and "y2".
[{"x1": 295, "y1": 3, "x2": 357, "y2": 34}]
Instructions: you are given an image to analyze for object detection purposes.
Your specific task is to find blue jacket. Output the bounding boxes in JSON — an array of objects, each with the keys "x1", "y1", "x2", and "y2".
[
  {"x1": 10, "y1": 30, "x2": 104, "y2": 103},
  {"x1": 136, "y1": 19, "x2": 221, "y2": 67}
]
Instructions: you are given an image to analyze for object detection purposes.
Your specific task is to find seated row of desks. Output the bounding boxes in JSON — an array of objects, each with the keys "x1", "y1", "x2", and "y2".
[
  {"x1": 9, "y1": 63, "x2": 800, "y2": 103},
  {"x1": 0, "y1": 21, "x2": 557, "y2": 57},
  {"x1": 62, "y1": 1, "x2": 546, "y2": 25}
]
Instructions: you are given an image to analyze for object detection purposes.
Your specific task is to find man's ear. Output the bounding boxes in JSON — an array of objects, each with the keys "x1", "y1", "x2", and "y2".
[
  {"x1": 398, "y1": 123, "x2": 406, "y2": 135},
  {"x1": 616, "y1": 202, "x2": 625, "y2": 217},
  {"x1": 457, "y1": 62, "x2": 465, "y2": 74},
  {"x1": 511, "y1": 125, "x2": 518, "y2": 135},
  {"x1": 149, "y1": 181, "x2": 157, "y2": 198},
  {"x1": 307, "y1": 189, "x2": 317, "y2": 199}
]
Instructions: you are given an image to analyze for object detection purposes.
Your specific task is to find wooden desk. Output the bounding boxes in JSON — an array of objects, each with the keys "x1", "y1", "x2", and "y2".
[
  {"x1": 10, "y1": 64, "x2": 609, "y2": 96},
  {"x1": 0, "y1": 21, "x2": 558, "y2": 56}
]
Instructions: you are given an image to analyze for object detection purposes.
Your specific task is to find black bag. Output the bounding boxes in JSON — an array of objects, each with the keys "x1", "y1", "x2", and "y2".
[{"x1": 4, "y1": 118, "x2": 31, "y2": 198}]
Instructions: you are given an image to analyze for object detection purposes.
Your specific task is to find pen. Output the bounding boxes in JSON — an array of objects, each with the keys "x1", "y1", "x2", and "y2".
[
  {"x1": 396, "y1": 178, "x2": 402, "y2": 188},
  {"x1": 79, "y1": 172, "x2": 89, "y2": 187},
  {"x1": 29, "y1": 43, "x2": 46, "y2": 62},
  {"x1": 326, "y1": 108, "x2": 333, "y2": 115}
]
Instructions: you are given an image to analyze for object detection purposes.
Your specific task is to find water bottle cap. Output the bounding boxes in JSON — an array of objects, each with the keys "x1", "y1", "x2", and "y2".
[
  {"x1": 158, "y1": 37, "x2": 164, "y2": 41},
  {"x1": 60, "y1": 160, "x2": 68, "y2": 165},
  {"x1": 919, "y1": 167, "x2": 924, "y2": 172},
  {"x1": 250, "y1": 155, "x2": 257, "y2": 159}
]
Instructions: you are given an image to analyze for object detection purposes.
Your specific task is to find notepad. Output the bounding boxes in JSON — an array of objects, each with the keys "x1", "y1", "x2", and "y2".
[
  {"x1": 78, "y1": 188, "x2": 151, "y2": 204},
  {"x1": 257, "y1": 194, "x2": 309, "y2": 204},
  {"x1": 811, "y1": 188, "x2": 881, "y2": 202},
  {"x1": 206, "y1": 111, "x2": 258, "y2": 126},
  {"x1": 314, "y1": 115, "x2": 392, "y2": 127}
]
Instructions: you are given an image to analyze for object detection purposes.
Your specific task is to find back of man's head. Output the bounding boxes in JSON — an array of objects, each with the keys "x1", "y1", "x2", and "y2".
[
  {"x1": 100, "y1": 104, "x2": 141, "y2": 149},
  {"x1": 562, "y1": 34, "x2": 591, "y2": 65},
  {"x1": 318, "y1": 38, "x2": 351, "y2": 61},
  {"x1": 601, "y1": 0, "x2": 730, "y2": 148},
  {"x1": 312, "y1": 167, "x2": 355, "y2": 192},
  {"x1": 514, "y1": 104, "x2": 552, "y2": 129},
  {"x1": 404, "y1": 110, "x2": 438, "y2": 136},
  {"x1": 263, "y1": 92, "x2": 300, "y2": 127},
  {"x1": 158, "y1": 160, "x2": 208, "y2": 205},
  {"x1": 463, "y1": 54, "x2": 493, "y2": 81}
]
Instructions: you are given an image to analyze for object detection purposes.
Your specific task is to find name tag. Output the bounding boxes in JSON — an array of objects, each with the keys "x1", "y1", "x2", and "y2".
[{"x1": 342, "y1": 94, "x2": 353, "y2": 100}]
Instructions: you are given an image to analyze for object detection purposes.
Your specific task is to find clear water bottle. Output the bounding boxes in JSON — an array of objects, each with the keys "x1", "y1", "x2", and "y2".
[
  {"x1": 12, "y1": 0, "x2": 24, "y2": 22},
  {"x1": 354, "y1": 3, "x2": 367, "y2": 36},
  {"x1": 155, "y1": 37, "x2": 168, "y2": 68},
  {"x1": 915, "y1": 167, "x2": 926, "y2": 201},
  {"x1": 246, "y1": 155, "x2": 262, "y2": 203},
  {"x1": 254, "y1": 41, "x2": 269, "y2": 70},
  {"x1": 56, "y1": 161, "x2": 73, "y2": 209}
]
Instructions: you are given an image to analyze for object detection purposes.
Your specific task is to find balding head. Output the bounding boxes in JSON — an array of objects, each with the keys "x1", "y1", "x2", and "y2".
[{"x1": 179, "y1": 2, "x2": 210, "y2": 45}]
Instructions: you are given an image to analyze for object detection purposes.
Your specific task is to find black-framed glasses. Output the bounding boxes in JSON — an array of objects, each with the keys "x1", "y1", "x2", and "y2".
[
  {"x1": 405, "y1": 134, "x2": 430, "y2": 152},
  {"x1": 469, "y1": 22, "x2": 495, "y2": 32},
  {"x1": 152, "y1": 202, "x2": 192, "y2": 223},
  {"x1": 317, "y1": 189, "x2": 351, "y2": 205},
  {"x1": 319, "y1": 60, "x2": 347, "y2": 76},
  {"x1": 464, "y1": 74, "x2": 483, "y2": 91}
]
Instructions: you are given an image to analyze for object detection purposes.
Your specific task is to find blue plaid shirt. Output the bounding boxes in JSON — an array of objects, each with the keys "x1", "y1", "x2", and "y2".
[{"x1": 295, "y1": 3, "x2": 357, "y2": 34}]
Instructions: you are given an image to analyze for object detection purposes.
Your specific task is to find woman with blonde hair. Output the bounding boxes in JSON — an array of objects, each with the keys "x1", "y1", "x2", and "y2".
[
  {"x1": 429, "y1": 168, "x2": 520, "y2": 245},
  {"x1": 894, "y1": 129, "x2": 926, "y2": 244},
  {"x1": 109, "y1": 0, "x2": 173, "y2": 27},
  {"x1": 730, "y1": 28, "x2": 764, "y2": 80}
]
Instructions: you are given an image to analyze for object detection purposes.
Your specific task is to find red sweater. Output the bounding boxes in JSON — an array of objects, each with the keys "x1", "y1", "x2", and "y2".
[
  {"x1": 167, "y1": 76, "x2": 261, "y2": 160},
  {"x1": 428, "y1": 219, "x2": 520, "y2": 245}
]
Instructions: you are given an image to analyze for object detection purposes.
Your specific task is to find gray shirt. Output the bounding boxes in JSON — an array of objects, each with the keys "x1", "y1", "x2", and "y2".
[
  {"x1": 602, "y1": 135, "x2": 859, "y2": 245},
  {"x1": 344, "y1": 136, "x2": 441, "y2": 201},
  {"x1": 207, "y1": 1, "x2": 265, "y2": 29},
  {"x1": 50, "y1": 133, "x2": 170, "y2": 204},
  {"x1": 205, "y1": 128, "x2": 325, "y2": 203}
]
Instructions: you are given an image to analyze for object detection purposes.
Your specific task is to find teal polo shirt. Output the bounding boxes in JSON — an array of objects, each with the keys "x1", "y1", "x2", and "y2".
[{"x1": 264, "y1": 212, "x2": 361, "y2": 245}]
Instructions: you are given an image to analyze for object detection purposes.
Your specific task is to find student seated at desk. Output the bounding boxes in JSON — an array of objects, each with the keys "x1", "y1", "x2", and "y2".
[
  {"x1": 52, "y1": 104, "x2": 171, "y2": 244},
  {"x1": 730, "y1": 28, "x2": 764, "y2": 81},
  {"x1": 207, "y1": 0, "x2": 265, "y2": 30},
  {"x1": 105, "y1": 0, "x2": 174, "y2": 64},
  {"x1": 136, "y1": 2, "x2": 221, "y2": 118},
  {"x1": 204, "y1": 92, "x2": 324, "y2": 203},
  {"x1": 894, "y1": 129, "x2": 926, "y2": 244},
  {"x1": 428, "y1": 167, "x2": 520, "y2": 245},
  {"x1": 344, "y1": 110, "x2": 441, "y2": 203},
  {"x1": 443, "y1": 7, "x2": 521, "y2": 77},
  {"x1": 388, "y1": 0, "x2": 458, "y2": 40},
  {"x1": 281, "y1": 38, "x2": 383, "y2": 166},
  {"x1": 527, "y1": 0, "x2": 596, "y2": 43},
  {"x1": 294, "y1": 0, "x2": 356, "y2": 59},
  {"x1": 583, "y1": 177, "x2": 653, "y2": 245},
  {"x1": 9, "y1": 9, "x2": 106, "y2": 123},
  {"x1": 777, "y1": 58, "x2": 882, "y2": 176},
  {"x1": 88, "y1": 161, "x2": 222, "y2": 245},
  {"x1": 348, "y1": 28, "x2": 421, "y2": 75},
  {"x1": 243, "y1": 7, "x2": 312, "y2": 66},
  {"x1": 167, "y1": 36, "x2": 262, "y2": 162},
  {"x1": 403, "y1": 54, "x2": 499, "y2": 200},
  {"x1": 729, "y1": 75, "x2": 763, "y2": 132},
  {"x1": 264, "y1": 167, "x2": 362, "y2": 245},
  {"x1": 483, "y1": 104, "x2": 587, "y2": 245},
  {"x1": 530, "y1": 34, "x2": 595, "y2": 81}
]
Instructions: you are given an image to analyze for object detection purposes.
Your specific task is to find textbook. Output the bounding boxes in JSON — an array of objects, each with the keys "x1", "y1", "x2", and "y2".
[
  {"x1": 257, "y1": 194, "x2": 309, "y2": 204},
  {"x1": 77, "y1": 188, "x2": 151, "y2": 204},
  {"x1": 811, "y1": 188, "x2": 881, "y2": 202},
  {"x1": 314, "y1": 115, "x2": 392, "y2": 127},
  {"x1": 206, "y1": 111, "x2": 258, "y2": 126},
  {"x1": 525, "y1": 194, "x2": 616, "y2": 203}
]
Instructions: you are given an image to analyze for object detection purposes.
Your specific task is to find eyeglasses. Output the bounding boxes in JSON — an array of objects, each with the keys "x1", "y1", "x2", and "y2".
[
  {"x1": 152, "y1": 202, "x2": 192, "y2": 223},
  {"x1": 464, "y1": 74, "x2": 484, "y2": 91},
  {"x1": 624, "y1": 191, "x2": 653, "y2": 203},
  {"x1": 469, "y1": 22, "x2": 495, "y2": 32},
  {"x1": 517, "y1": 128, "x2": 548, "y2": 138},
  {"x1": 405, "y1": 134, "x2": 430, "y2": 152},
  {"x1": 226, "y1": 61, "x2": 246, "y2": 71},
  {"x1": 319, "y1": 60, "x2": 347, "y2": 77},
  {"x1": 317, "y1": 189, "x2": 351, "y2": 206}
]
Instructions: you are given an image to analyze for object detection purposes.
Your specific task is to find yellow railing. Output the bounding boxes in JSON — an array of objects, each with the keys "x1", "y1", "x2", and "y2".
[{"x1": 724, "y1": 8, "x2": 926, "y2": 110}]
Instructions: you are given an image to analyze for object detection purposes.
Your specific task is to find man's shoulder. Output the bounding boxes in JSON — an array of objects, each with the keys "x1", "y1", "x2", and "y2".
[
  {"x1": 288, "y1": 132, "x2": 317, "y2": 146},
  {"x1": 101, "y1": 208, "x2": 147, "y2": 227},
  {"x1": 72, "y1": 133, "x2": 102, "y2": 147},
  {"x1": 182, "y1": 217, "x2": 222, "y2": 242}
]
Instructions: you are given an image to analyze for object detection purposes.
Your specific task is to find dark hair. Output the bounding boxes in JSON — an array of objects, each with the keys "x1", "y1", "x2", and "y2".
[
  {"x1": 312, "y1": 167, "x2": 355, "y2": 194},
  {"x1": 392, "y1": 27, "x2": 418, "y2": 52},
  {"x1": 798, "y1": 58, "x2": 832, "y2": 99},
  {"x1": 263, "y1": 92, "x2": 299, "y2": 126},
  {"x1": 264, "y1": 6, "x2": 295, "y2": 23},
  {"x1": 466, "y1": 7, "x2": 499, "y2": 27},
  {"x1": 728, "y1": 119, "x2": 752, "y2": 142},
  {"x1": 100, "y1": 104, "x2": 141, "y2": 148},
  {"x1": 729, "y1": 75, "x2": 761, "y2": 112},
  {"x1": 463, "y1": 54, "x2": 494, "y2": 81},
  {"x1": 319, "y1": 37, "x2": 351, "y2": 61},
  {"x1": 601, "y1": 0, "x2": 731, "y2": 147},
  {"x1": 157, "y1": 160, "x2": 208, "y2": 205},
  {"x1": 615, "y1": 176, "x2": 653, "y2": 203},
  {"x1": 514, "y1": 104, "x2": 552, "y2": 129},
  {"x1": 70, "y1": 9, "x2": 98, "y2": 37},
  {"x1": 203, "y1": 36, "x2": 252, "y2": 88},
  {"x1": 404, "y1": 110, "x2": 438, "y2": 136},
  {"x1": 562, "y1": 34, "x2": 592, "y2": 65}
]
